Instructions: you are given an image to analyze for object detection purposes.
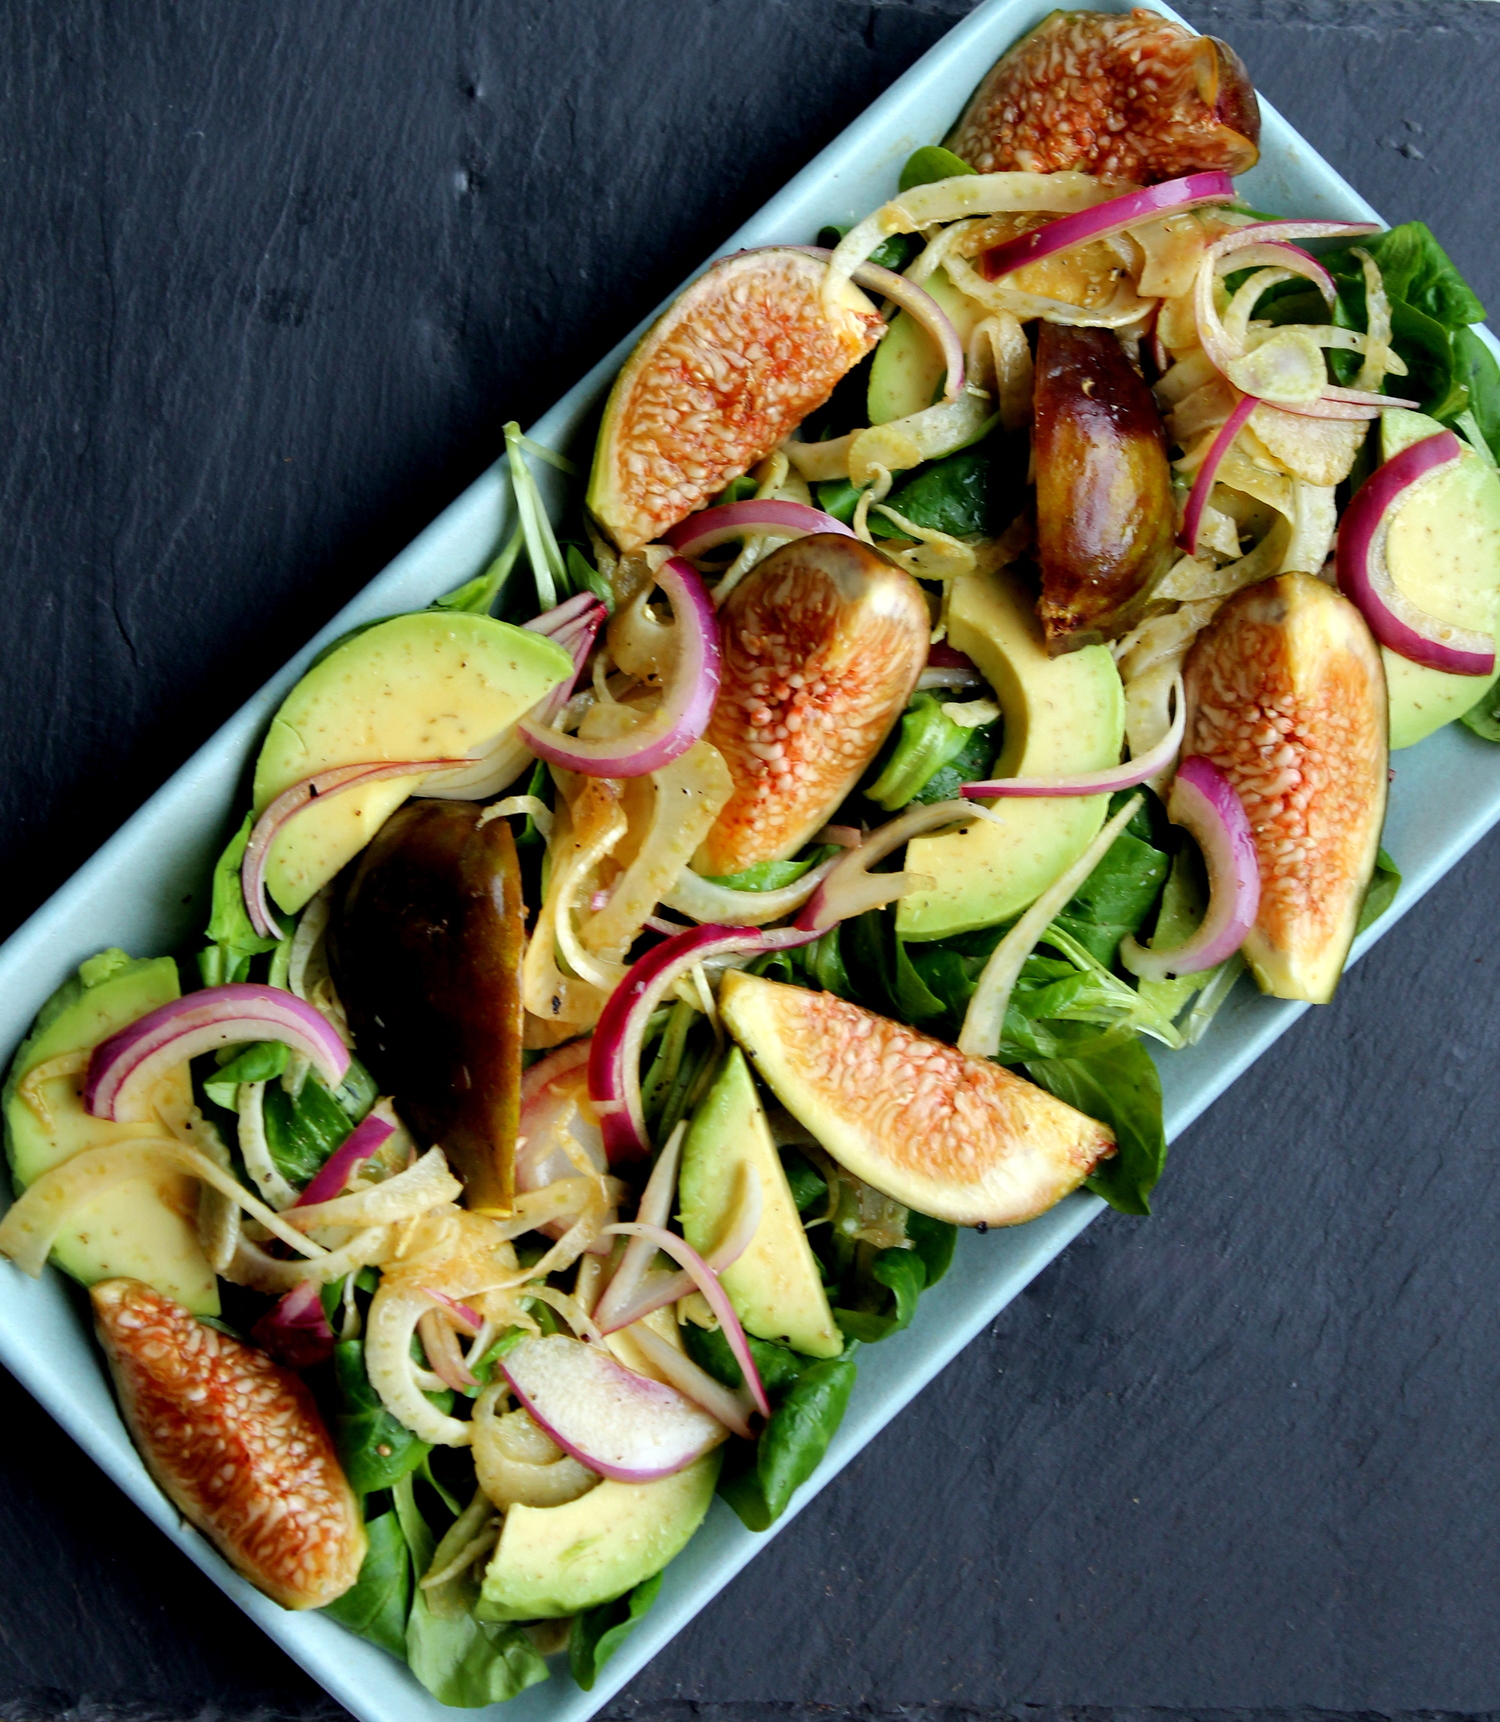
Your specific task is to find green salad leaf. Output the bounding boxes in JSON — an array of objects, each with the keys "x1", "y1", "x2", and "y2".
[
  {"x1": 866, "y1": 692, "x2": 1000, "y2": 812},
  {"x1": 569, "y1": 1572, "x2": 663, "y2": 1691},
  {"x1": 202, "y1": 1039, "x2": 289, "y2": 1112},
  {"x1": 198, "y1": 815, "x2": 281, "y2": 986},
  {"x1": 900, "y1": 145, "x2": 976, "y2": 191},
  {"x1": 406, "y1": 1591, "x2": 548, "y2": 1708},
  {"x1": 1356, "y1": 847, "x2": 1402, "y2": 936},
  {"x1": 332, "y1": 1338, "x2": 442, "y2": 1496},
  {"x1": 1028, "y1": 1031, "x2": 1167, "y2": 1217},
  {"x1": 1461, "y1": 674, "x2": 1500, "y2": 741},
  {"x1": 717, "y1": 1350, "x2": 859, "y2": 1531},
  {"x1": 321, "y1": 1510, "x2": 411, "y2": 1658}
]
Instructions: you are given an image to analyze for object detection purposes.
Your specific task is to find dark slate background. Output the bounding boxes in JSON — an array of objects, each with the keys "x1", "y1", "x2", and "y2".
[{"x1": 3, "y1": 1, "x2": 1500, "y2": 1718}]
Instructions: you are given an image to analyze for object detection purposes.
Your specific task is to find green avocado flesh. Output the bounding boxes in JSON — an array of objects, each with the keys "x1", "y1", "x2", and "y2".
[
  {"x1": 867, "y1": 266, "x2": 986, "y2": 426},
  {"x1": 896, "y1": 564, "x2": 1125, "y2": 940},
  {"x1": 252, "y1": 611, "x2": 571, "y2": 915},
  {"x1": 476, "y1": 1451, "x2": 720, "y2": 1621},
  {"x1": 679, "y1": 1048, "x2": 842, "y2": 1360},
  {"x1": 2, "y1": 951, "x2": 219, "y2": 1314},
  {"x1": 1377, "y1": 409, "x2": 1500, "y2": 750}
]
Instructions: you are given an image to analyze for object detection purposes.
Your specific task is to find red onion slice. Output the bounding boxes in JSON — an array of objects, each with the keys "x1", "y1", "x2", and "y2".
[
  {"x1": 604, "y1": 1219, "x2": 772, "y2": 1420},
  {"x1": 251, "y1": 1278, "x2": 336, "y2": 1369},
  {"x1": 1212, "y1": 240, "x2": 1336, "y2": 304},
  {"x1": 962, "y1": 676, "x2": 1184, "y2": 798},
  {"x1": 423, "y1": 1288, "x2": 483, "y2": 1335},
  {"x1": 527, "y1": 591, "x2": 603, "y2": 638},
  {"x1": 242, "y1": 757, "x2": 470, "y2": 939},
  {"x1": 1181, "y1": 394, "x2": 1258, "y2": 555},
  {"x1": 85, "y1": 984, "x2": 350, "y2": 1122},
  {"x1": 981, "y1": 172, "x2": 1234, "y2": 282},
  {"x1": 293, "y1": 1113, "x2": 396, "y2": 1208},
  {"x1": 588, "y1": 923, "x2": 820, "y2": 1162},
  {"x1": 1336, "y1": 429, "x2": 1496, "y2": 674},
  {"x1": 520, "y1": 557, "x2": 720, "y2": 778},
  {"x1": 1120, "y1": 756, "x2": 1261, "y2": 980},
  {"x1": 796, "y1": 800, "x2": 974, "y2": 933},
  {"x1": 662, "y1": 500, "x2": 856, "y2": 560}
]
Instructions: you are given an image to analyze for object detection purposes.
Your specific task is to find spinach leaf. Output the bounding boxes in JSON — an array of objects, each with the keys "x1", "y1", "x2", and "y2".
[
  {"x1": 835, "y1": 1247, "x2": 925, "y2": 1342},
  {"x1": 202, "y1": 1040, "x2": 289, "y2": 1112},
  {"x1": 1027, "y1": 1034, "x2": 1167, "y2": 1217},
  {"x1": 1052, "y1": 819, "x2": 1170, "y2": 967},
  {"x1": 1454, "y1": 328, "x2": 1500, "y2": 463},
  {"x1": 321, "y1": 1510, "x2": 410, "y2": 1659},
  {"x1": 1461, "y1": 675, "x2": 1500, "y2": 741},
  {"x1": 912, "y1": 718, "x2": 999, "y2": 806},
  {"x1": 569, "y1": 1572, "x2": 663, "y2": 1691},
  {"x1": 906, "y1": 1209, "x2": 957, "y2": 1288},
  {"x1": 885, "y1": 451, "x2": 995, "y2": 537},
  {"x1": 893, "y1": 934, "x2": 947, "y2": 1023},
  {"x1": 816, "y1": 224, "x2": 917, "y2": 274},
  {"x1": 814, "y1": 477, "x2": 905, "y2": 537},
  {"x1": 198, "y1": 815, "x2": 281, "y2": 986},
  {"x1": 866, "y1": 693, "x2": 998, "y2": 811},
  {"x1": 703, "y1": 847, "x2": 836, "y2": 892},
  {"x1": 1348, "y1": 222, "x2": 1485, "y2": 330},
  {"x1": 719, "y1": 1350, "x2": 858, "y2": 1531},
  {"x1": 332, "y1": 1339, "x2": 438, "y2": 1496},
  {"x1": 780, "y1": 1148, "x2": 828, "y2": 1216},
  {"x1": 406, "y1": 1593, "x2": 549, "y2": 1708},
  {"x1": 262, "y1": 1075, "x2": 360, "y2": 1187},
  {"x1": 900, "y1": 145, "x2": 976, "y2": 191},
  {"x1": 682, "y1": 1323, "x2": 808, "y2": 1401},
  {"x1": 1356, "y1": 847, "x2": 1402, "y2": 935}
]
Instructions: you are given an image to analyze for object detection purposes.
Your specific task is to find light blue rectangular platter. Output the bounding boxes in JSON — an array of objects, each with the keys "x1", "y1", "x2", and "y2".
[{"x1": 1, "y1": 0, "x2": 1495, "y2": 1717}]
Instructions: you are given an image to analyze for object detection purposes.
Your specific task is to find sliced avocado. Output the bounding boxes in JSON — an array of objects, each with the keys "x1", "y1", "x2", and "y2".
[
  {"x1": 1377, "y1": 408, "x2": 1500, "y2": 750},
  {"x1": 252, "y1": 612, "x2": 571, "y2": 915},
  {"x1": 679, "y1": 1049, "x2": 841, "y2": 1360},
  {"x1": 476, "y1": 1451, "x2": 720, "y2": 1621},
  {"x1": 2, "y1": 951, "x2": 219, "y2": 1314},
  {"x1": 867, "y1": 266, "x2": 986, "y2": 426},
  {"x1": 896, "y1": 565, "x2": 1125, "y2": 940}
]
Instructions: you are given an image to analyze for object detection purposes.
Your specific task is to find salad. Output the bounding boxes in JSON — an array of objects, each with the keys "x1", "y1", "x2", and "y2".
[{"x1": 4, "y1": 5, "x2": 1500, "y2": 1709}]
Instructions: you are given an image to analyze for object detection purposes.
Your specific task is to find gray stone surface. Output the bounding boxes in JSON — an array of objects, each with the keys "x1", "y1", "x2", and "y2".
[{"x1": 2, "y1": 0, "x2": 1499, "y2": 1717}]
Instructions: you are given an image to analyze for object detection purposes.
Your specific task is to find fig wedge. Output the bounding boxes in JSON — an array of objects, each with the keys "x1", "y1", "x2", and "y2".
[
  {"x1": 1184, "y1": 573, "x2": 1388, "y2": 1003},
  {"x1": 1034, "y1": 323, "x2": 1177, "y2": 652},
  {"x1": 330, "y1": 799, "x2": 523, "y2": 1212},
  {"x1": 588, "y1": 251, "x2": 883, "y2": 552},
  {"x1": 93, "y1": 1278, "x2": 364, "y2": 1610},
  {"x1": 945, "y1": 9, "x2": 1260, "y2": 183},
  {"x1": 698, "y1": 534, "x2": 929, "y2": 876},
  {"x1": 719, "y1": 971, "x2": 1114, "y2": 1227}
]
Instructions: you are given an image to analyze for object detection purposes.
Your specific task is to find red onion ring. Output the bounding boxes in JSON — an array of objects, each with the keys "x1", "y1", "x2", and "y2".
[
  {"x1": 242, "y1": 757, "x2": 473, "y2": 939},
  {"x1": 981, "y1": 172, "x2": 1235, "y2": 281},
  {"x1": 604, "y1": 1219, "x2": 772, "y2": 1420},
  {"x1": 527, "y1": 591, "x2": 602, "y2": 638},
  {"x1": 1181, "y1": 394, "x2": 1258, "y2": 555},
  {"x1": 662, "y1": 499, "x2": 856, "y2": 560},
  {"x1": 423, "y1": 1288, "x2": 483, "y2": 1336},
  {"x1": 520, "y1": 557, "x2": 720, "y2": 778},
  {"x1": 796, "y1": 800, "x2": 972, "y2": 933},
  {"x1": 85, "y1": 984, "x2": 350, "y2": 1122},
  {"x1": 1336, "y1": 429, "x2": 1495, "y2": 675},
  {"x1": 587, "y1": 923, "x2": 820, "y2": 1163},
  {"x1": 1120, "y1": 756, "x2": 1260, "y2": 980},
  {"x1": 1213, "y1": 240, "x2": 1336, "y2": 304},
  {"x1": 293, "y1": 1113, "x2": 396, "y2": 1208},
  {"x1": 962, "y1": 676, "x2": 1184, "y2": 798},
  {"x1": 251, "y1": 1279, "x2": 336, "y2": 1369}
]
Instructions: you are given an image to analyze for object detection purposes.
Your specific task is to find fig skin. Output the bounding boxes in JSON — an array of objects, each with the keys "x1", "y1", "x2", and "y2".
[
  {"x1": 92, "y1": 1278, "x2": 365, "y2": 1610},
  {"x1": 698, "y1": 534, "x2": 929, "y2": 876},
  {"x1": 945, "y1": 10, "x2": 1260, "y2": 183},
  {"x1": 330, "y1": 799, "x2": 524, "y2": 1213},
  {"x1": 1184, "y1": 573, "x2": 1389, "y2": 1004},
  {"x1": 588, "y1": 251, "x2": 884, "y2": 552},
  {"x1": 1033, "y1": 323, "x2": 1177, "y2": 653}
]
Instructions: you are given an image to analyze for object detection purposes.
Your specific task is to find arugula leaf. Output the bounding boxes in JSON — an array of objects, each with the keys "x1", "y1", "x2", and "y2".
[
  {"x1": 569, "y1": 1572, "x2": 663, "y2": 1692},
  {"x1": 406, "y1": 1591, "x2": 549, "y2": 1708},
  {"x1": 321, "y1": 1510, "x2": 411, "y2": 1659},
  {"x1": 1027, "y1": 1034, "x2": 1167, "y2": 1217},
  {"x1": 1356, "y1": 847, "x2": 1402, "y2": 936},
  {"x1": 198, "y1": 815, "x2": 281, "y2": 986},
  {"x1": 900, "y1": 145, "x2": 976, "y2": 191},
  {"x1": 719, "y1": 1350, "x2": 858, "y2": 1531},
  {"x1": 332, "y1": 1339, "x2": 440, "y2": 1496}
]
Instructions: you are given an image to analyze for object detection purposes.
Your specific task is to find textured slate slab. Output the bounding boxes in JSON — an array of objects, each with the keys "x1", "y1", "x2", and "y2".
[{"x1": 1, "y1": 0, "x2": 1499, "y2": 1717}]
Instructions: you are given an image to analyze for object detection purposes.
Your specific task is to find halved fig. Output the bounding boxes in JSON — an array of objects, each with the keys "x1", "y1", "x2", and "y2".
[
  {"x1": 697, "y1": 534, "x2": 929, "y2": 876},
  {"x1": 587, "y1": 251, "x2": 884, "y2": 552},
  {"x1": 718, "y1": 971, "x2": 1114, "y2": 1227},
  {"x1": 1034, "y1": 323, "x2": 1177, "y2": 652},
  {"x1": 945, "y1": 9, "x2": 1260, "y2": 183},
  {"x1": 330, "y1": 799, "x2": 523, "y2": 1213},
  {"x1": 92, "y1": 1278, "x2": 364, "y2": 1610},
  {"x1": 1184, "y1": 573, "x2": 1388, "y2": 1003}
]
